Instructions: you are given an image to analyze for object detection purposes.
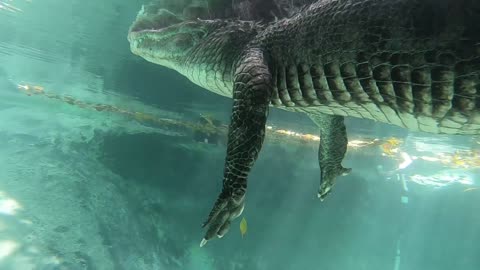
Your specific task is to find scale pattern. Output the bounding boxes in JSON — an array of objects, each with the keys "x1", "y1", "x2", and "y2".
[{"x1": 259, "y1": 0, "x2": 480, "y2": 134}]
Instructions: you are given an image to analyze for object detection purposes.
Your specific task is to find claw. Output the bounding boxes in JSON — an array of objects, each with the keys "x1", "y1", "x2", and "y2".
[
  {"x1": 232, "y1": 203, "x2": 245, "y2": 219},
  {"x1": 318, "y1": 166, "x2": 351, "y2": 201},
  {"x1": 201, "y1": 190, "x2": 246, "y2": 245}
]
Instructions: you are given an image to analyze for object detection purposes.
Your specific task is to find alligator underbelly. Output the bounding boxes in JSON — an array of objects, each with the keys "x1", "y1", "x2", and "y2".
[
  {"x1": 268, "y1": 56, "x2": 480, "y2": 135},
  {"x1": 260, "y1": 0, "x2": 480, "y2": 135},
  {"x1": 278, "y1": 102, "x2": 480, "y2": 135}
]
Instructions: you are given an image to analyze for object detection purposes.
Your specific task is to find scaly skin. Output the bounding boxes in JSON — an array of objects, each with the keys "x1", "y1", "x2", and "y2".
[{"x1": 128, "y1": 0, "x2": 480, "y2": 246}]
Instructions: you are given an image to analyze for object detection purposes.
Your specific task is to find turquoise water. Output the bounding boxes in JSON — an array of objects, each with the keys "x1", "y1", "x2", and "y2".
[{"x1": 0, "y1": 0, "x2": 479, "y2": 269}]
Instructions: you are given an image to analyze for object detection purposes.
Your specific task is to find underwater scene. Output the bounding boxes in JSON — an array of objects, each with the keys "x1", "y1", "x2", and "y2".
[{"x1": 1, "y1": 0, "x2": 479, "y2": 269}]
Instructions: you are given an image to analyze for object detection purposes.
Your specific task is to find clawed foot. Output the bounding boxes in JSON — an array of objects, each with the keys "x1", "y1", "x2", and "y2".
[
  {"x1": 317, "y1": 166, "x2": 351, "y2": 201},
  {"x1": 200, "y1": 189, "x2": 245, "y2": 247}
]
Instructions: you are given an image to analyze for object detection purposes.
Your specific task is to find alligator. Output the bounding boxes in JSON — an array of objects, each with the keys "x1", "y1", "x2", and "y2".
[{"x1": 127, "y1": 0, "x2": 480, "y2": 246}]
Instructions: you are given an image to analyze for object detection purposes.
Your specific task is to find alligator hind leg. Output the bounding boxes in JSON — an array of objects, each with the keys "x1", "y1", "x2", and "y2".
[
  {"x1": 308, "y1": 113, "x2": 351, "y2": 201},
  {"x1": 200, "y1": 48, "x2": 272, "y2": 246}
]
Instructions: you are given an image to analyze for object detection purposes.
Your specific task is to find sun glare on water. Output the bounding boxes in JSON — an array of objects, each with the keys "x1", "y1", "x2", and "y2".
[{"x1": 0, "y1": 191, "x2": 22, "y2": 216}]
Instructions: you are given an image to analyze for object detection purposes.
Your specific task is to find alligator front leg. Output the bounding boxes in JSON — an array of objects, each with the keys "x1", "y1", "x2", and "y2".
[
  {"x1": 308, "y1": 113, "x2": 351, "y2": 201},
  {"x1": 200, "y1": 49, "x2": 272, "y2": 247}
]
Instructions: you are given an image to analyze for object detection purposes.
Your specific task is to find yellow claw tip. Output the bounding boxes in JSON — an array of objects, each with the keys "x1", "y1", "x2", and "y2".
[{"x1": 200, "y1": 238, "x2": 208, "y2": 247}]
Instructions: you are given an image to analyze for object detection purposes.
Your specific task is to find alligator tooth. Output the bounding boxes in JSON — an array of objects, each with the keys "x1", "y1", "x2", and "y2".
[{"x1": 137, "y1": 5, "x2": 145, "y2": 17}]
